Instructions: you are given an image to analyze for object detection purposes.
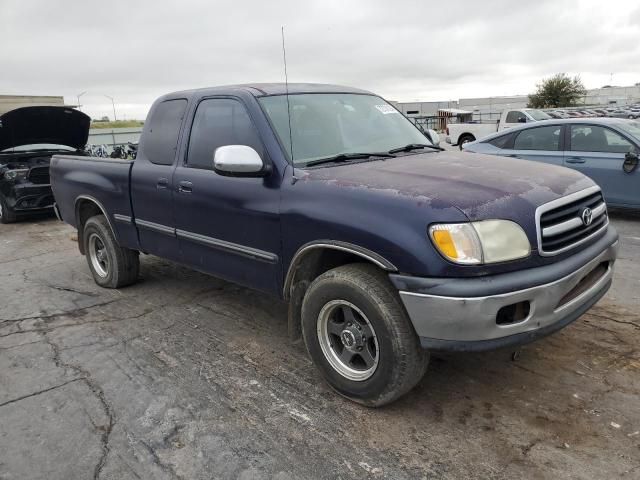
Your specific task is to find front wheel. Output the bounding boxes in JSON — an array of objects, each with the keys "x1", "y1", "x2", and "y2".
[
  {"x1": 83, "y1": 215, "x2": 139, "y2": 288},
  {"x1": 458, "y1": 134, "x2": 475, "y2": 150},
  {"x1": 301, "y1": 264, "x2": 428, "y2": 407}
]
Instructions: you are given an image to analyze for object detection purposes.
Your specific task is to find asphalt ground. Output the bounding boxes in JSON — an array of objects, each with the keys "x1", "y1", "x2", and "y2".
[{"x1": 0, "y1": 209, "x2": 639, "y2": 480}]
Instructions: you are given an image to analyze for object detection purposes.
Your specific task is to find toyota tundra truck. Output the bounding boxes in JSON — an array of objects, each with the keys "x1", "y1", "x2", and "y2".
[{"x1": 50, "y1": 84, "x2": 618, "y2": 406}]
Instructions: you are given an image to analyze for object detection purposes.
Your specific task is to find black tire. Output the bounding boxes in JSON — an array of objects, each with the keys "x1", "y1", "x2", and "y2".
[
  {"x1": 0, "y1": 194, "x2": 17, "y2": 224},
  {"x1": 83, "y1": 215, "x2": 139, "y2": 288},
  {"x1": 301, "y1": 263, "x2": 428, "y2": 407},
  {"x1": 458, "y1": 134, "x2": 475, "y2": 150}
]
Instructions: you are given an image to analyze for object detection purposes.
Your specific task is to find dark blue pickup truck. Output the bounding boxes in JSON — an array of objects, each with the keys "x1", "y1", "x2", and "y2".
[{"x1": 50, "y1": 84, "x2": 619, "y2": 406}]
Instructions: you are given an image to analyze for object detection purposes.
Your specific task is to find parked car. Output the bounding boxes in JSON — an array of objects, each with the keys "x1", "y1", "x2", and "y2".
[
  {"x1": 609, "y1": 111, "x2": 639, "y2": 119},
  {"x1": 50, "y1": 83, "x2": 618, "y2": 406},
  {"x1": 446, "y1": 108, "x2": 551, "y2": 149},
  {"x1": 0, "y1": 106, "x2": 90, "y2": 223},
  {"x1": 464, "y1": 118, "x2": 640, "y2": 209}
]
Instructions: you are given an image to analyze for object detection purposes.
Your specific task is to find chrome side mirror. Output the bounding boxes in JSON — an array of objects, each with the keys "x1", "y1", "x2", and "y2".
[{"x1": 213, "y1": 145, "x2": 269, "y2": 177}]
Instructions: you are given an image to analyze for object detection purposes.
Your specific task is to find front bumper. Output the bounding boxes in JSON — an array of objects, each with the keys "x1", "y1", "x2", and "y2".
[
  {"x1": 391, "y1": 228, "x2": 618, "y2": 352},
  {"x1": 6, "y1": 183, "x2": 54, "y2": 213}
]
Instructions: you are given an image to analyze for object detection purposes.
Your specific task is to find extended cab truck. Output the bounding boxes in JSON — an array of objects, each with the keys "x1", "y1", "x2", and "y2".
[
  {"x1": 50, "y1": 84, "x2": 618, "y2": 406},
  {"x1": 446, "y1": 108, "x2": 551, "y2": 149}
]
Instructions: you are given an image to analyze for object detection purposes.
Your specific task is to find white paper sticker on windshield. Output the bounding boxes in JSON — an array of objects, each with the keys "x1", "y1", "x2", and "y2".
[{"x1": 375, "y1": 104, "x2": 398, "y2": 114}]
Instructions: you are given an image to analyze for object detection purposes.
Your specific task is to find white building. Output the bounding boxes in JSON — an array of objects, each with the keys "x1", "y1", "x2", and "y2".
[
  {"x1": 0, "y1": 95, "x2": 73, "y2": 116},
  {"x1": 396, "y1": 84, "x2": 640, "y2": 119}
]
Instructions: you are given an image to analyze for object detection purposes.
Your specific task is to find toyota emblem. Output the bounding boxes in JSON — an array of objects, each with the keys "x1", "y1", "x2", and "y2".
[
  {"x1": 581, "y1": 207, "x2": 593, "y2": 226},
  {"x1": 341, "y1": 331, "x2": 355, "y2": 347}
]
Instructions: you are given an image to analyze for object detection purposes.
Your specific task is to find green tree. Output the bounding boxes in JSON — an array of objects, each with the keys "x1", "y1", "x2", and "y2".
[{"x1": 528, "y1": 73, "x2": 587, "y2": 108}]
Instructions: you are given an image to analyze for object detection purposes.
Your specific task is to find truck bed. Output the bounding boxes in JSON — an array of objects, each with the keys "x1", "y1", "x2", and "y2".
[{"x1": 50, "y1": 155, "x2": 138, "y2": 249}]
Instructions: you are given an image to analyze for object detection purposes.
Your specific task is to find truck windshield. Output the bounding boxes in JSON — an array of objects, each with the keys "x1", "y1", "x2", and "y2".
[
  {"x1": 527, "y1": 110, "x2": 552, "y2": 121},
  {"x1": 259, "y1": 93, "x2": 431, "y2": 166}
]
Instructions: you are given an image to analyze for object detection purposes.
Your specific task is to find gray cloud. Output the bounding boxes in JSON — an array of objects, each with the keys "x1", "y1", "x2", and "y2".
[{"x1": 1, "y1": 0, "x2": 638, "y2": 119}]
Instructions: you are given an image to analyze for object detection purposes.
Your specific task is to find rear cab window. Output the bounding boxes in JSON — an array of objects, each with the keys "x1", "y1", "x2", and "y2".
[
  {"x1": 144, "y1": 99, "x2": 188, "y2": 165},
  {"x1": 505, "y1": 111, "x2": 526, "y2": 123}
]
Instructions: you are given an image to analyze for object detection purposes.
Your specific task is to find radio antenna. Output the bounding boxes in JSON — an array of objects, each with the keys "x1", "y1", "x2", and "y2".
[{"x1": 281, "y1": 26, "x2": 294, "y2": 163}]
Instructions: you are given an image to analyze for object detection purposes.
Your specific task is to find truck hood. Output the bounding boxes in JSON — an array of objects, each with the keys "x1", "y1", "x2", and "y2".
[
  {"x1": 300, "y1": 150, "x2": 595, "y2": 222},
  {"x1": 0, "y1": 106, "x2": 90, "y2": 151}
]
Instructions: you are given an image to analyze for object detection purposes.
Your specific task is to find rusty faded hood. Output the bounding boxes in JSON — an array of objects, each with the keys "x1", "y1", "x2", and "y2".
[{"x1": 303, "y1": 151, "x2": 596, "y2": 222}]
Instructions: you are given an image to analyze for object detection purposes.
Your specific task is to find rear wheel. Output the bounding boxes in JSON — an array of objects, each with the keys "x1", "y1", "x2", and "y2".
[
  {"x1": 0, "y1": 195, "x2": 17, "y2": 224},
  {"x1": 83, "y1": 215, "x2": 139, "y2": 288},
  {"x1": 301, "y1": 264, "x2": 428, "y2": 407},
  {"x1": 458, "y1": 134, "x2": 475, "y2": 150}
]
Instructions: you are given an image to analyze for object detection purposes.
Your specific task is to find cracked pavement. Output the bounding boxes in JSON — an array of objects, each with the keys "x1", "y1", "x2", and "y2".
[{"x1": 0, "y1": 214, "x2": 639, "y2": 479}]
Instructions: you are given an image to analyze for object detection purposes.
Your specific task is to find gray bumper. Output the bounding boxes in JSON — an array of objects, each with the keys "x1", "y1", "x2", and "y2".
[{"x1": 396, "y1": 234, "x2": 618, "y2": 352}]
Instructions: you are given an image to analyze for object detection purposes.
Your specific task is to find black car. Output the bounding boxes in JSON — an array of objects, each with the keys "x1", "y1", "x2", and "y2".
[{"x1": 0, "y1": 106, "x2": 90, "y2": 223}]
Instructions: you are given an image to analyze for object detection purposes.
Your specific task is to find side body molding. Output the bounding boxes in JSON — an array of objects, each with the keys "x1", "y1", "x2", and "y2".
[{"x1": 283, "y1": 240, "x2": 397, "y2": 298}]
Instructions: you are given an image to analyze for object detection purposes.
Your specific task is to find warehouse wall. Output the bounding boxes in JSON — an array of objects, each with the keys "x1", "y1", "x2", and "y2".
[
  {"x1": 396, "y1": 84, "x2": 640, "y2": 117},
  {"x1": 0, "y1": 95, "x2": 69, "y2": 115}
]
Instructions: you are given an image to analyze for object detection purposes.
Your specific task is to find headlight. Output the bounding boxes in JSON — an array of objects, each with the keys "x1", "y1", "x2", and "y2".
[
  {"x1": 429, "y1": 220, "x2": 530, "y2": 265},
  {"x1": 429, "y1": 223, "x2": 483, "y2": 264},
  {"x1": 4, "y1": 169, "x2": 28, "y2": 181}
]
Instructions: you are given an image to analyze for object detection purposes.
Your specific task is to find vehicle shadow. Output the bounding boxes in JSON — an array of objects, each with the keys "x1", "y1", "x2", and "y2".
[
  {"x1": 608, "y1": 207, "x2": 640, "y2": 221},
  {"x1": 2, "y1": 211, "x2": 57, "y2": 224}
]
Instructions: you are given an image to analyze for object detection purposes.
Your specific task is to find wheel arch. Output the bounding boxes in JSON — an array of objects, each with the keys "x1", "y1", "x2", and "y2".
[
  {"x1": 74, "y1": 195, "x2": 119, "y2": 255},
  {"x1": 283, "y1": 240, "x2": 397, "y2": 341},
  {"x1": 458, "y1": 133, "x2": 476, "y2": 148}
]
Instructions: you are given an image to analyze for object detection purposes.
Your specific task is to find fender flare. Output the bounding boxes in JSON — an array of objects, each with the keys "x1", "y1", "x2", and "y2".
[
  {"x1": 283, "y1": 240, "x2": 397, "y2": 299},
  {"x1": 74, "y1": 195, "x2": 119, "y2": 254}
]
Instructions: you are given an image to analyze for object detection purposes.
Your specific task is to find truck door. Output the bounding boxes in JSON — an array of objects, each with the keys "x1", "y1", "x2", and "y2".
[
  {"x1": 501, "y1": 110, "x2": 528, "y2": 130},
  {"x1": 564, "y1": 124, "x2": 639, "y2": 207},
  {"x1": 130, "y1": 98, "x2": 187, "y2": 261},
  {"x1": 173, "y1": 97, "x2": 281, "y2": 295}
]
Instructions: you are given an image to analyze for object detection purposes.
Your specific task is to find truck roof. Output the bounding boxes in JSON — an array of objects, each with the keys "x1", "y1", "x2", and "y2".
[{"x1": 162, "y1": 83, "x2": 374, "y2": 100}]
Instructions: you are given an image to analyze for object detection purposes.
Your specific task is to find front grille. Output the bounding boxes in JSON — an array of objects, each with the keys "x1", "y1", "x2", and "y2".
[
  {"x1": 537, "y1": 186, "x2": 608, "y2": 255},
  {"x1": 27, "y1": 166, "x2": 50, "y2": 184}
]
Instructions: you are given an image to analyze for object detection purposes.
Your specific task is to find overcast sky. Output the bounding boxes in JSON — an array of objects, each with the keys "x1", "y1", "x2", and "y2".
[{"x1": 2, "y1": 0, "x2": 639, "y2": 120}]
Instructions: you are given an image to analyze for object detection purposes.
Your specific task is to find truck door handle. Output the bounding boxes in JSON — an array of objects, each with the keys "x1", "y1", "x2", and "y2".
[
  {"x1": 157, "y1": 178, "x2": 169, "y2": 189},
  {"x1": 566, "y1": 157, "x2": 586, "y2": 164},
  {"x1": 178, "y1": 181, "x2": 193, "y2": 193}
]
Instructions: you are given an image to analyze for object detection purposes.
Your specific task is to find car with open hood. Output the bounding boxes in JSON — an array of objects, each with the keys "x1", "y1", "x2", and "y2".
[
  {"x1": 49, "y1": 84, "x2": 618, "y2": 406},
  {"x1": 0, "y1": 106, "x2": 90, "y2": 223}
]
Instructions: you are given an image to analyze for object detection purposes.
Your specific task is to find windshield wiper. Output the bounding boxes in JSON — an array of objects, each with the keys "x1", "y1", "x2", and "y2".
[
  {"x1": 304, "y1": 152, "x2": 396, "y2": 167},
  {"x1": 388, "y1": 143, "x2": 444, "y2": 154}
]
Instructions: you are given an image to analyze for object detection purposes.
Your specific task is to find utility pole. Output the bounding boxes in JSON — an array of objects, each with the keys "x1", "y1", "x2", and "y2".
[
  {"x1": 104, "y1": 95, "x2": 117, "y2": 121},
  {"x1": 77, "y1": 91, "x2": 87, "y2": 111}
]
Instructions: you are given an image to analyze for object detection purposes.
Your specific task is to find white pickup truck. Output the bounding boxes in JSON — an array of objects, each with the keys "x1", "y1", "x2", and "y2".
[{"x1": 446, "y1": 108, "x2": 551, "y2": 149}]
